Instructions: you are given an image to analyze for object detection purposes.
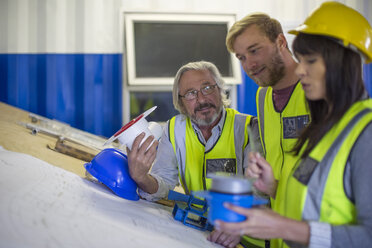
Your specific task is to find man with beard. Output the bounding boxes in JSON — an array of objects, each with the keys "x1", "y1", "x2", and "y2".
[
  {"x1": 127, "y1": 61, "x2": 261, "y2": 248},
  {"x1": 226, "y1": 14, "x2": 310, "y2": 247}
]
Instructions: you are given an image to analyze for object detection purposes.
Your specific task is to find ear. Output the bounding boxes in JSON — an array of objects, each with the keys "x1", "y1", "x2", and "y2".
[{"x1": 276, "y1": 33, "x2": 288, "y2": 49}]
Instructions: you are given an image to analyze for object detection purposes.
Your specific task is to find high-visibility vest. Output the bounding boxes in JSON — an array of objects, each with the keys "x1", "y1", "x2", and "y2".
[
  {"x1": 257, "y1": 82, "x2": 310, "y2": 248},
  {"x1": 169, "y1": 108, "x2": 265, "y2": 248},
  {"x1": 256, "y1": 82, "x2": 309, "y2": 181},
  {"x1": 284, "y1": 99, "x2": 372, "y2": 247},
  {"x1": 168, "y1": 108, "x2": 251, "y2": 193}
]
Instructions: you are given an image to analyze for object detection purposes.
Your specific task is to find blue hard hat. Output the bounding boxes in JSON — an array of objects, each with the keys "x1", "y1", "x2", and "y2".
[{"x1": 84, "y1": 148, "x2": 139, "y2": 201}]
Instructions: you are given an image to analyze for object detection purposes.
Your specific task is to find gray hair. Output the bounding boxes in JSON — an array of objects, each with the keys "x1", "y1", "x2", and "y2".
[{"x1": 172, "y1": 61, "x2": 231, "y2": 115}]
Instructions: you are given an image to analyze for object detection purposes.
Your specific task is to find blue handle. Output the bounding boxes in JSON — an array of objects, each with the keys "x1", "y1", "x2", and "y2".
[{"x1": 168, "y1": 190, "x2": 190, "y2": 202}]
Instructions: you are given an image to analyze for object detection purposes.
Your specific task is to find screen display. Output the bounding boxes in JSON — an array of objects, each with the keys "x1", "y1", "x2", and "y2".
[{"x1": 133, "y1": 22, "x2": 232, "y2": 78}]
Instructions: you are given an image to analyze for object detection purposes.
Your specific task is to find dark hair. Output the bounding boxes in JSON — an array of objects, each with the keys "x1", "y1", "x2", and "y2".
[{"x1": 292, "y1": 33, "x2": 366, "y2": 158}]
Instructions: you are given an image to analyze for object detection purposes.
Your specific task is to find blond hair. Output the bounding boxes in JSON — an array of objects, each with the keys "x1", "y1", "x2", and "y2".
[{"x1": 226, "y1": 13, "x2": 283, "y2": 53}]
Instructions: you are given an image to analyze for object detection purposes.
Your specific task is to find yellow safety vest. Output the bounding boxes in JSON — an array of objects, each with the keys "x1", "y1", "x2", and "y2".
[
  {"x1": 283, "y1": 99, "x2": 372, "y2": 247},
  {"x1": 169, "y1": 108, "x2": 250, "y2": 193},
  {"x1": 256, "y1": 82, "x2": 309, "y2": 248},
  {"x1": 169, "y1": 108, "x2": 266, "y2": 248},
  {"x1": 256, "y1": 82, "x2": 309, "y2": 181}
]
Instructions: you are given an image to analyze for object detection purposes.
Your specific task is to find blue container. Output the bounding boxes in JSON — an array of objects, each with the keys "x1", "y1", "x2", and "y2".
[
  {"x1": 84, "y1": 148, "x2": 139, "y2": 201},
  {"x1": 193, "y1": 191, "x2": 268, "y2": 223}
]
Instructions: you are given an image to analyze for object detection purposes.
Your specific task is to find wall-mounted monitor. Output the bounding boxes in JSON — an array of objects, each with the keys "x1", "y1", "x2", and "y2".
[{"x1": 125, "y1": 13, "x2": 241, "y2": 85}]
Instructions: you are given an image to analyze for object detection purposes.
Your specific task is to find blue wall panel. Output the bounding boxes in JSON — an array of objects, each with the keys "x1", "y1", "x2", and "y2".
[
  {"x1": 0, "y1": 55, "x2": 7, "y2": 102},
  {"x1": 1, "y1": 54, "x2": 371, "y2": 137},
  {"x1": 364, "y1": 63, "x2": 372, "y2": 96},
  {"x1": 237, "y1": 68, "x2": 258, "y2": 116},
  {"x1": 0, "y1": 54, "x2": 122, "y2": 138}
]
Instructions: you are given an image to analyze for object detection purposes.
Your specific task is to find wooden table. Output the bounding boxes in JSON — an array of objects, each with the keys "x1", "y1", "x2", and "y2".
[{"x1": 0, "y1": 102, "x2": 89, "y2": 177}]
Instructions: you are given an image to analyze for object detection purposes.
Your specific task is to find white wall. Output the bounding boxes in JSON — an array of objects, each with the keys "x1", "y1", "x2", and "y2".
[
  {"x1": 1, "y1": 0, "x2": 370, "y2": 53},
  {"x1": 0, "y1": 0, "x2": 122, "y2": 53}
]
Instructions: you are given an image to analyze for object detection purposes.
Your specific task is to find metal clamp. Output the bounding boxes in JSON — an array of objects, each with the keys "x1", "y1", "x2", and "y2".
[{"x1": 168, "y1": 190, "x2": 213, "y2": 231}]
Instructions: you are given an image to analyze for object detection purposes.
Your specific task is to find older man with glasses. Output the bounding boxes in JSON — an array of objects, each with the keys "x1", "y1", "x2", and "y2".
[{"x1": 127, "y1": 61, "x2": 262, "y2": 248}]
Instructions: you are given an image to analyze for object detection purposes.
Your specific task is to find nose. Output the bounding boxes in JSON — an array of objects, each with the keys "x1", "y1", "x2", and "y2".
[
  {"x1": 242, "y1": 57, "x2": 257, "y2": 73},
  {"x1": 295, "y1": 63, "x2": 305, "y2": 79}
]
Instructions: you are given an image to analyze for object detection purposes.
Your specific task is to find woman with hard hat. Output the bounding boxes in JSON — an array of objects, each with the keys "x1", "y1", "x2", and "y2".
[{"x1": 214, "y1": 2, "x2": 372, "y2": 247}]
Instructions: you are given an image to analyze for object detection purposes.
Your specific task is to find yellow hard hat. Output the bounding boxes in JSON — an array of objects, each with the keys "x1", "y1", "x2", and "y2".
[{"x1": 289, "y1": 1, "x2": 372, "y2": 63}]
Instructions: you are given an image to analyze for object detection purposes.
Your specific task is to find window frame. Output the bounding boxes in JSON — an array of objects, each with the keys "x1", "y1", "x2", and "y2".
[{"x1": 124, "y1": 12, "x2": 241, "y2": 85}]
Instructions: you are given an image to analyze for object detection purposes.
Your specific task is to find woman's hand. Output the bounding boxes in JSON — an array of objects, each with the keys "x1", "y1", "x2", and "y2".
[
  {"x1": 245, "y1": 152, "x2": 277, "y2": 198},
  {"x1": 215, "y1": 204, "x2": 310, "y2": 245},
  {"x1": 215, "y1": 206, "x2": 283, "y2": 239}
]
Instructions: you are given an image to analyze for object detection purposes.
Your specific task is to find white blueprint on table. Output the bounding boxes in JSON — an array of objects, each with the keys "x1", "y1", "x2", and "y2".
[{"x1": 0, "y1": 147, "x2": 219, "y2": 248}]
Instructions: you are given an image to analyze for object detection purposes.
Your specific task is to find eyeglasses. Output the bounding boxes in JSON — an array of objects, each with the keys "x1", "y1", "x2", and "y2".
[{"x1": 179, "y1": 84, "x2": 218, "y2": 101}]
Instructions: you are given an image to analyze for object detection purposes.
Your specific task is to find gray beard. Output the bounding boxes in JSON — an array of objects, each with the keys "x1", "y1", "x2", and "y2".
[{"x1": 192, "y1": 104, "x2": 223, "y2": 127}]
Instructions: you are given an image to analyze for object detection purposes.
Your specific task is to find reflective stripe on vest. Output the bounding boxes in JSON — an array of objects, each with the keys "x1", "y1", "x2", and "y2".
[
  {"x1": 257, "y1": 87, "x2": 268, "y2": 154},
  {"x1": 285, "y1": 99, "x2": 372, "y2": 225},
  {"x1": 168, "y1": 108, "x2": 250, "y2": 194},
  {"x1": 257, "y1": 83, "x2": 310, "y2": 248}
]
